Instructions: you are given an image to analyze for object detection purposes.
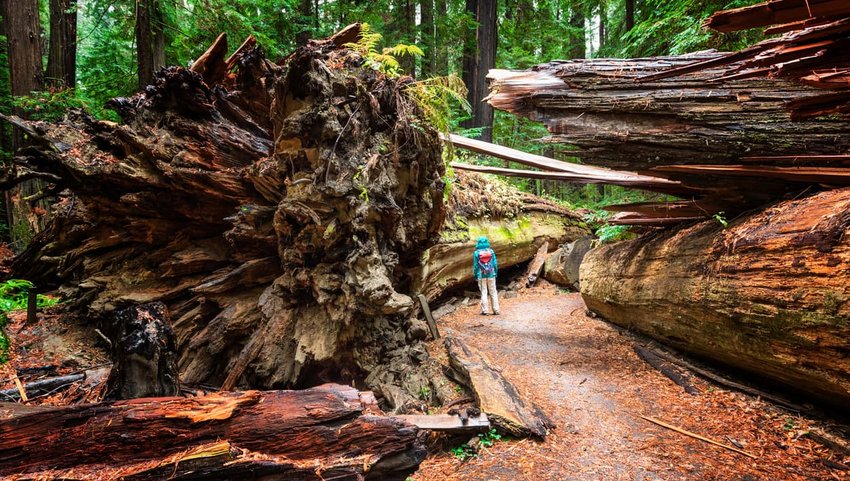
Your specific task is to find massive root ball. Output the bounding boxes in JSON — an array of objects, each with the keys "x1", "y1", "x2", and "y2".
[{"x1": 13, "y1": 27, "x2": 447, "y2": 395}]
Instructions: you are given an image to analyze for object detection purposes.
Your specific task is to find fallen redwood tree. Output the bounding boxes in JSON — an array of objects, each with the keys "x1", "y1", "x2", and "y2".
[
  {"x1": 580, "y1": 187, "x2": 850, "y2": 409},
  {"x1": 6, "y1": 26, "x2": 449, "y2": 398},
  {"x1": 0, "y1": 383, "x2": 424, "y2": 480}
]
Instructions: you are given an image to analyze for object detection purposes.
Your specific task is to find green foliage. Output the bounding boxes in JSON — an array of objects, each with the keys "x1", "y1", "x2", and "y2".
[
  {"x1": 479, "y1": 428, "x2": 502, "y2": 447},
  {"x1": 418, "y1": 385, "x2": 431, "y2": 400},
  {"x1": 345, "y1": 23, "x2": 422, "y2": 77},
  {"x1": 713, "y1": 211, "x2": 729, "y2": 228},
  {"x1": 405, "y1": 74, "x2": 470, "y2": 134},
  {"x1": 11, "y1": 89, "x2": 92, "y2": 122},
  {"x1": 0, "y1": 280, "x2": 60, "y2": 363},
  {"x1": 451, "y1": 443, "x2": 476, "y2": 461}
]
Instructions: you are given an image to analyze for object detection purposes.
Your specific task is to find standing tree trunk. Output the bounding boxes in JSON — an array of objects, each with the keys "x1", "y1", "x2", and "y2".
[
  {"x1": 569, "y1": 2, "x2": 586, "y2": 59},
  {"x1": 599, "y1": 0, "x2": 606, "y2": 49},
  {"x1": 296, "y1": 0, "x2": 312, "y2": 46},
  {"x1": 420, "y1": 0, "x2": 435, "y2": 77},
  {"x1": 3, "y1": 0, "x2": 46, "y2": 248},
  {"x1": 46, "y1": 0, "x2": 77, "y2": 89},
  {"x1": 435, "y1": 0, "x2": 448, "y2": 74},
  {"x1": 461, "y1": 0, "x2": 496, "y2": 141},
  {"x1": 135, "y1": 0, "x2": 166, "y2": 89},
  {"x1": 394, "y1": 0, "x2": 416, "y2": 76},
  {"x1": 625, "y1": 0, "x2": 634, "y2": 31}
]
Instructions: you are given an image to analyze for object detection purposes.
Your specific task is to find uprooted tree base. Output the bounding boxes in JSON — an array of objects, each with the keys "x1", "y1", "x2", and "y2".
[{"x1": 9, "y1": 27, "x2": 450, "y2": 404}]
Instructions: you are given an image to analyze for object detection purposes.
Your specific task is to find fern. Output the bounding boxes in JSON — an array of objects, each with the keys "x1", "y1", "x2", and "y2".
[
  {"x1": 0, "y1": 279, "x2": 60, "y2": 364},
  {"x1": 344, "y1": 23, "x2": 423, "y2": 77},
  {"x1": 404, "y1": 74, "x2": 470, "y2": 134}
]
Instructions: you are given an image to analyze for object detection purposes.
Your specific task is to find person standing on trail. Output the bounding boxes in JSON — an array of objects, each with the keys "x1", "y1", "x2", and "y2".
[{"x1": 473, "y1": 236, "x2": 500, "y2": 315}]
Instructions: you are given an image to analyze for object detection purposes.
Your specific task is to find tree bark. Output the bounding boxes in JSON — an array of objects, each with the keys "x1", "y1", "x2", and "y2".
[
  {"x1": 569, "y1": 2, "x2": 585, "y2": 59},
  {"x1": 420, "y1": 0, "x2": 435, "y2": 76},
  {"x1": 105, "y1": 302, "x2": 180, "y2": 399},
  {"x1": 46, "y1": 0, "x2": 77, "y2": 89},
  {"x1": 296, "y1": 0, "x2": 312, "y2": 46},
  {"x1": 625, "y1": 0, "x2": 634, "y2": 31},
  {"x1": 486, "y1": 55, "x2": 850, "y2": 215},
  {"x1": 136, "y1": 0, "x2": 166, "y2": 89},
  {"x1": 435, "y1": 0, "x2": 448, "y2": 74},
  {"x1": 461, "y1": 0, "x2": 496, "y2": 141},
  {"x1": 9, "y1": 30, "x2": 448, "y2": 401},
  {"x1": 580, "y1": 187, "x2": 850, "y2": 410},
  {"x1": 0, "y1": 384, "x2": 424, "y2": 480},
  {"x1": 3, "y1": 0, "x2": 47, "y2": 248}
]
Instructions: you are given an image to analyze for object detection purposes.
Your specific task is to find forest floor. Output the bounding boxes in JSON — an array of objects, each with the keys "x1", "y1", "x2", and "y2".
[{"x1": 413, "y1": 284, "x2": 850, "y2": 481}]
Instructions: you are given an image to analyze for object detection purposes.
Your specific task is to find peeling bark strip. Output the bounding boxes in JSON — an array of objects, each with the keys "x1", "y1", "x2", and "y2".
[
  {"x1": 580, "y1": 188, "x2": 850, "y2": 409},
  {"x1": 0, "y1": 384, "x2": 424, "y2": 480},
  {"x1": 445, "y1": 336, "x2": 553, "y2": 437},
  {"x1": 10, "y1": 26, "x2": 448, "y2": 395}
]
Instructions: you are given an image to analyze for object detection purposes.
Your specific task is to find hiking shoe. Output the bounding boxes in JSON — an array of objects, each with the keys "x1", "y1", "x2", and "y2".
[
  {"x1": 493, "y1": 311, "x2": 500, "y2": 315},
  {"x1": 480, "y1": 312, "x2": 489, "y2": 316}
]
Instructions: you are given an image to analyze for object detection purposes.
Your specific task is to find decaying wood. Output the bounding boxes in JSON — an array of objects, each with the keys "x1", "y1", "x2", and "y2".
[
  {"x1": 417, "y1": 294, "x2": 440, "y2": 340},
  {"x1": 105, "y1": 302, "x2": 179, "y2": 399},
  {"x1": 580, "y1": 188, "x2": 850, "y2": 409},
  {"x1": 7, "y1": 26, "x2": 452, "y2": 401},
  {"x1": 486, "y1": 56, "x2": 850, "y2": 172},
  {"x1": 0, "y1": 384, "x2": 424, "y2": 480},
  {"x1": 525, "y1": 240, "x2": 550, "y2": 287},
  {"x1": 0, "y1": 373, "x2": 84, "y2": 402},
  {"x1": 445, "y1": 335, "x2": 553, "y2": 437},
  {"x1": 634, "y1": 346, "x2": 698, "y2": 395}
]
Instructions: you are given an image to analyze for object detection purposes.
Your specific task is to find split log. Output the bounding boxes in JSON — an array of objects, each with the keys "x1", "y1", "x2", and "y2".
[
  {"x1": 525, "y1": 240, "x2": 550, "y2": 287},
  {"x1": 580, "y1": 187, "x2": 850, "y2": 409},
  {"x1": 0, "y1": 384, "x2": 424, "y2": 480},
  {"x1": 445, "y1": 336, "x2": 553, "y2": 437},
  {"x1": 487, "y1": 56, "x2": 850, "y2": 172}
]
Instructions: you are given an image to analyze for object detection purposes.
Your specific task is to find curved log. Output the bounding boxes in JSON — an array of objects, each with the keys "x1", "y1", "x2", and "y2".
[
  {"x1": 0, "y1": 384, "x2": 423, "y2": 480},
  {"x1": 580, "y1": 188, "x2": 850, "y2": 409}
]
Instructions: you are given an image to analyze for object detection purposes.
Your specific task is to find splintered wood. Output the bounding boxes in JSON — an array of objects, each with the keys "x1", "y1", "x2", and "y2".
[{"x1": 469, "y1": 0, "x2": 850, "y2": 226}]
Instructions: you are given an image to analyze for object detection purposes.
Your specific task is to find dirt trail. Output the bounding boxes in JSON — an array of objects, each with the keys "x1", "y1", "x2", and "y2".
[{"x1": 414, "y1": 285, "x2": 849, "y2": 481}]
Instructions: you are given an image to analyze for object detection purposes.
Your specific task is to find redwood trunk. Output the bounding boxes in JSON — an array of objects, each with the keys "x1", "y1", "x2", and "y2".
[
  {"x1": 0, "y1": 384, "x2": 423, "y2": 480},
  {"x1": 461, "y1": 0, "x2": 496, "y2": 141},
  {"x1": 420, "y1": 0, "x2": 436, "y2": 76},
  {"x1": 580, "y1": 188, "x2": 850, "y2": 409},
  {"x1": 136, "y1": 0, "x2": 166, "y2": 89},
  {"x1": 46, "y1": 0, "x2": 77, "y2": 89}
]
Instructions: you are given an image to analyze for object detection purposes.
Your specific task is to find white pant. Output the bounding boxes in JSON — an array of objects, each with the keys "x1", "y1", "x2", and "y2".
[{"x1": 478, "y1": 278, "x2": 500, "y2": 314}]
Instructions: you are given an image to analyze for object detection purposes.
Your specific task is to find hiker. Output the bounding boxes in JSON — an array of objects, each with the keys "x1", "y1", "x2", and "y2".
[{"x1": 473, "y1": 236, "x2": 500, "y2": 315}]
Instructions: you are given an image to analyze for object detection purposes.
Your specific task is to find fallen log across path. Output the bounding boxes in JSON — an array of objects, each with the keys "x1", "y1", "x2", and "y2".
[{"x1": 0, "y1": 384, "x2": 426, "y2": 480}]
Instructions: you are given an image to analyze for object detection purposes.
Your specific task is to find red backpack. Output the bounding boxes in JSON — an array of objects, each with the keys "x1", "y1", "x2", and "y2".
[{"x1": 478, "y1": 249, "x2": 495, "y2": 276}]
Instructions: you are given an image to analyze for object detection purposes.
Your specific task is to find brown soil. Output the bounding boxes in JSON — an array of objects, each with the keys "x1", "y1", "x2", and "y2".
[{"x1": 414, "y1": 284, "x2": 850, "y2": 481}]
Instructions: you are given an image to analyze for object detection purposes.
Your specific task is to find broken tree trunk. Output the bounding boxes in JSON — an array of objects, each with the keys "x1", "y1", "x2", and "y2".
[
  {"x1": 487, "y1": 56, "x2": 850, "y2": 171},
  {"x1": 580, "y1": 187, "x2": 850, "y2": 409},
  {"x1": 8, "y1": 27, "x2": 449, "y2": 398},
  {"x1": 0, "y1": 384, "x2": 424, "y2": 480},
  {"x1": 445, "y1": 335, "x2": 553, "y2": 437}
]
